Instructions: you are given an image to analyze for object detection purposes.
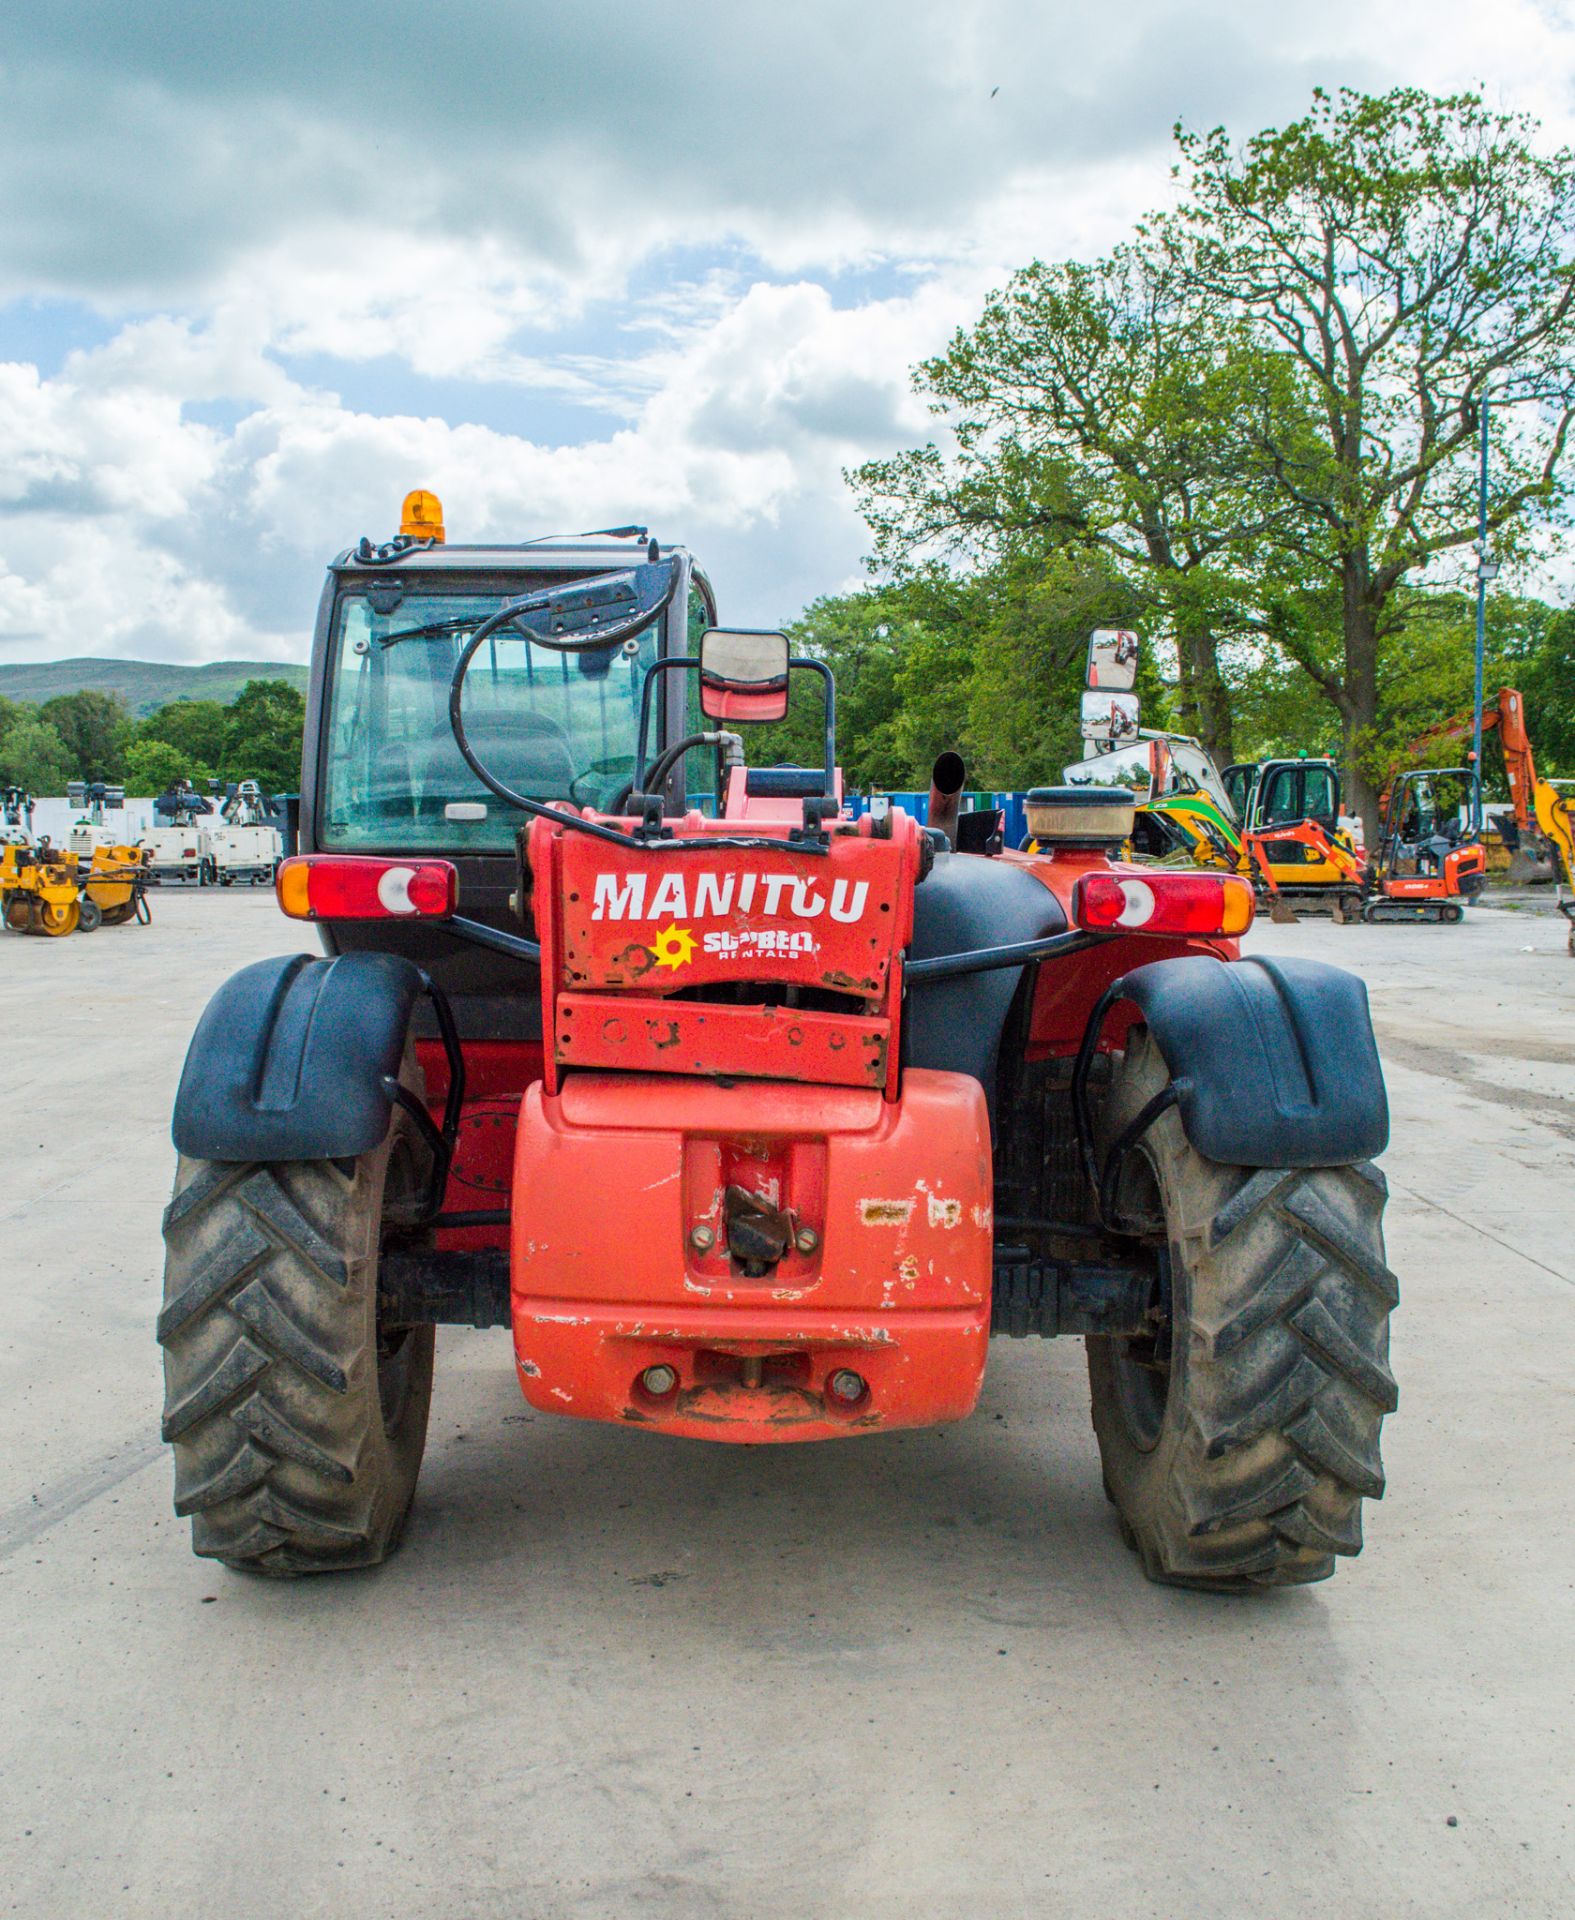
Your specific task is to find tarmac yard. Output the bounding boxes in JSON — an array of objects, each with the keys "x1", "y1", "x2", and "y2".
[{"x1": 1, "y1": 890, "x2": 1571, "y2": 1920}]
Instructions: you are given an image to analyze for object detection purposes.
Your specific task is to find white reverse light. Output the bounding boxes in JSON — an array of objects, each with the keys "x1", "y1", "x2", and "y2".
[
  {"x1": 376, "y1": 865, "x2": 418, "y2": 915},
  {"x1": 1115, "y1": 878, "x2": 1156, "y2": 927}
]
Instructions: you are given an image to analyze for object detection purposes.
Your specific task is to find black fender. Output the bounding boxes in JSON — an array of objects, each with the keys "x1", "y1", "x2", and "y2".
[
  {"x1": 172, "y1": 951, "x2": 424, "y2": 1163},
  {"x1": 1103, "y1": 954, "x2": 1388, "y2": 1167}
]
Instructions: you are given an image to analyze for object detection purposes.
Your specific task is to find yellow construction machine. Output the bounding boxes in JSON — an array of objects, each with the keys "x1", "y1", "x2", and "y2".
[{"x1": 0, "y1": 839, "x2": 86, "y2": 935}]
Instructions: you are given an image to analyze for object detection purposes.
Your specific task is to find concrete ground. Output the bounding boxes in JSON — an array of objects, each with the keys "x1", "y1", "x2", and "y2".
[{"x1": 1, "y1": 886, "x2": 1570, "y2": 1920}]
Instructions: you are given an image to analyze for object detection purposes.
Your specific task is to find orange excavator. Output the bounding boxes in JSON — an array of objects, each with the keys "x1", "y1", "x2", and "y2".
[{"x1": 1385, "y1": 687, "x2": 1574, "y2": 955}]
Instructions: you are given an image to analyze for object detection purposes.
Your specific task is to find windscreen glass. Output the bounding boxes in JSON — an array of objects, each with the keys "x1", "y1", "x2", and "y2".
[{"x1": 320, "y1": 583, "x2": 660, "y2": 851}]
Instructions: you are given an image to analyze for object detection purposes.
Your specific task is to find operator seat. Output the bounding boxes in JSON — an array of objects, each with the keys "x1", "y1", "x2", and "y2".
[{"x1": 410, "y1": 710, "x2": 577, "y2": 819}]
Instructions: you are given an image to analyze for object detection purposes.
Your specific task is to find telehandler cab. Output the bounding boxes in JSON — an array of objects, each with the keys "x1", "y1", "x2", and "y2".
[{"x1": 158, "y1": 494, "x2": 1398, "y2": 1591}]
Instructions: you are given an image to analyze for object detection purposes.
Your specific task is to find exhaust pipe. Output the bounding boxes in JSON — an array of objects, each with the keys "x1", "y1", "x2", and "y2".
[{"x1": 928, "y1": 752, "x2": 966, "y2": 848}]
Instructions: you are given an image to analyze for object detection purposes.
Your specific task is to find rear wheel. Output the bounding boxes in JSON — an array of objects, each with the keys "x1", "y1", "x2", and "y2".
[
  {"x1": 157, "y1": 1095, "x2": 435, "y2": 1576},
  {"x1": 1088, "y1": 1028, "x2": 1396, "y2": 1590},
  {"x1": 77, "y1": 897, "x2": 102, "y2": 933}
]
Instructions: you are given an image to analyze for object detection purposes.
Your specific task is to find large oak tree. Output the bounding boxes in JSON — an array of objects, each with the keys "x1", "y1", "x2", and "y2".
[{"x1": 1165, "y1": 87, "x2": 1575, "y2": 830}]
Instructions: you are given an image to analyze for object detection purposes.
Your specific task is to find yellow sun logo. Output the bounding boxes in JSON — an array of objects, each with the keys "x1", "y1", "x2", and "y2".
[{"x1": 651, "y1": 922, "x2": 697, "y2": 971}]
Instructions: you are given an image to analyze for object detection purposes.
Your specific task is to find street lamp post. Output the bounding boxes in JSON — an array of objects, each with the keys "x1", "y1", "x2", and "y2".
[{"x1": 1472, "y1": 398, "x2": 1501, "y2": 835}]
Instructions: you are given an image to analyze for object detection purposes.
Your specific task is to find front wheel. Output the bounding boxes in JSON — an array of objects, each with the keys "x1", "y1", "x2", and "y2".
[
  {"x1": 157, "y1": 1101, "x2": 435, "y2": 1575},
  {"x1": 1087, "y1": 1028, "x2": 1397, "y2": 1590}
]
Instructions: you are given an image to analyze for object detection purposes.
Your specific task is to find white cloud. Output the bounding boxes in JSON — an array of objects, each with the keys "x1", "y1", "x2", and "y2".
[{"x1": 0, "y1": 0, "x2": 1572, "y2": 665}]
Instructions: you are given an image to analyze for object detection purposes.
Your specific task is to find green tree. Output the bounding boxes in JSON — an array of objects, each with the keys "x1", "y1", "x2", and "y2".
[
  {"x1": 1504, "y1": 602, "x2": 1575, "y2": 773},
  {"x1": 1166, "y1": 87, "x2": 1575, "y2": 833},
  {"x1": 222, "y1": 679, "x2": 305, "y2": 790},
  {"x1": 0, "y1": 715, "x2": 72, "y2": 792},
  {"x1": 745, "y1": 589, "x2": 921, "y2": 789},
  {"x1": 853, "y1": 246, "x2": 1315, "y2": 764},
  {"x1": 123, "y1": 738, "x2": 197, "y2": 796},
  {"x1": 138, "y1": 698, "x2": 228, "y2": 771},
  {"x1": 37, "y1": 690, "x2": 133, "y2": 782}
]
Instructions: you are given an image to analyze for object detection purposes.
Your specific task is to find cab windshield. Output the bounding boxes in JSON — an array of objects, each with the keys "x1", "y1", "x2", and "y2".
[{"x1": 320, "y1": 582, "x2": 660, "y2": 852}]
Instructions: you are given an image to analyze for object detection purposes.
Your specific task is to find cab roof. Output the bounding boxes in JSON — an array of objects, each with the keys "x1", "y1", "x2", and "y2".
[{"x1": 329, "y1": 539, "x2": 694, "y2": 575}]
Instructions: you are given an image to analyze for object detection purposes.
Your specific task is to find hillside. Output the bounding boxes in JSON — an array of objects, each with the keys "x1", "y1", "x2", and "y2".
[{"x1": 0, "y1": 655, "x2": 310, "y2": 715}]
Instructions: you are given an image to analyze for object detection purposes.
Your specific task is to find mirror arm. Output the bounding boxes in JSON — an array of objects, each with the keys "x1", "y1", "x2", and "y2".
[{"x1": 786, "y1": 656, "x2": 837, "y2": 813}]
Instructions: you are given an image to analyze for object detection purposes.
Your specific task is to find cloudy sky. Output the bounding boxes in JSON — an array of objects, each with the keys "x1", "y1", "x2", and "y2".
[{"x1": 1, "y1": 0, "x2": 1573, "y2": 667}]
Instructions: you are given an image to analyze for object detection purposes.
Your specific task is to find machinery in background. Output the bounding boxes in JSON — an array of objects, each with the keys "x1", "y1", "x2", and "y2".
[
  {"x1": 1, "y1": 786, "x2": 34, "y2": 848},
  {"x1": 141, "y1": 780, "x2": 216, "y2": 885},
  {"x1": 1, "y1": 838, "x2": 86, "y2": 935},
  {"x1": 1364, "y1": 767, "x2": 1487, "y2": 923},
  {"x1": 1, "y1": 782, "x2": 153, "y2": 933},
  {"x1": 68, "y1": 781, "x2": 129, "y2": 860},
  {"x1": 1387, "y1": 687, "x2": 1574, "y2": 954},
  {"x1": 1074, "y1": 732, "x2": 1367, "y2": 920},
  {"x1": 1072, "y1": 684, "x2": 1489, "y2": 927},
  {"x1": 207, "y1": 780, "x2": 283, "y2": 885}
]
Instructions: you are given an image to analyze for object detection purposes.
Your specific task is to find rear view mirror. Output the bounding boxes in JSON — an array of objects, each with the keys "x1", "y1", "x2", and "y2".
[
  {"x1": 1086, "y1": 628, "x2": 1139, "y2": 692},
  {"x1": 699, "y1": 628, "x2": 790, "y2": 723}
]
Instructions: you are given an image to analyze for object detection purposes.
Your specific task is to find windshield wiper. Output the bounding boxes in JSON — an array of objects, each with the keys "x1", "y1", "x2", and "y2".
[
  {"x1": 374, "y1": 563, "x2": 664, "y2": 653},
  {"x1": 376, "y1": 615, "x2": 485, "y2": 651}
]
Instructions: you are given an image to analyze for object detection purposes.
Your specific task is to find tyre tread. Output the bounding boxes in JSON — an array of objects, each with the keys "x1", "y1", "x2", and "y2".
[
  {"x1": 158, "y1": 1133, "x2": 432, "y2": 1576},
  {"x1": 1088, "y1": 1029, "x2": 1396, "y2": 1592}
]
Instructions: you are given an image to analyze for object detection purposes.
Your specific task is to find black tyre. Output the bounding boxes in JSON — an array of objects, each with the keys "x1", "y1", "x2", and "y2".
[
  {"x1": 77, "y1": 896, "x2": 103, "y2": 932},
  {"x1": 1088, "y1": 1028, "x2": 1396, "y2": 1590},
  {"x1": 157, "y1": 1097, "x2": 435, "y2": 1576}
]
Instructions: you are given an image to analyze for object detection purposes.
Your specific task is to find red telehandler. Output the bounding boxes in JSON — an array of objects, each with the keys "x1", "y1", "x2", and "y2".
[{"x1": 157, "y1": 496, "x2": 1397, "y2": 1591}]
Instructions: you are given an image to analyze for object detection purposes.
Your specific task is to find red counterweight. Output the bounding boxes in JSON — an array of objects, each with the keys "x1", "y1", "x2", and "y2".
[{"x1": 510, "y1": 1069, "x2": 993, "y2": 1441}]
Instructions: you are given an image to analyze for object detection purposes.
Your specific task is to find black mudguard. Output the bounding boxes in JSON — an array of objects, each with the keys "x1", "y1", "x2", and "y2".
[
  {"x1": 172, "y1": 951, "x2": 424, "y2": 1162},
  {"x1": 1114, "y1": 954, "x2": 1389, "y2": 1168}
]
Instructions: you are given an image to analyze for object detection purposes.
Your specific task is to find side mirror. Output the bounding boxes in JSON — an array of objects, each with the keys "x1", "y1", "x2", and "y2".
[
  {"x1": 698, "y1": 627, "x2": 790, "y2": 723},
  {"x1": 1081, "y1": 690, "x2": 1141, "y2": 747},
  {"x1": 1086, "y1": 628, "x2": 1139, "y2": 692}
]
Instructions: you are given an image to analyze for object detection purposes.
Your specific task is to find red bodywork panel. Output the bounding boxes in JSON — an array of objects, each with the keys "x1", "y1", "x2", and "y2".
[
  {"x1": 530, "y1": 807, "x2": 922, "y2": 1096},
  {"x1": 510, "y1": 1068, "x2": 992, "y2": 1441}
]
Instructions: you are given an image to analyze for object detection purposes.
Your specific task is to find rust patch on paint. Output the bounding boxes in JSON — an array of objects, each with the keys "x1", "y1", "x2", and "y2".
[{"x1": 860, "y1": 1198, "x2": 915, "y2": 1227}]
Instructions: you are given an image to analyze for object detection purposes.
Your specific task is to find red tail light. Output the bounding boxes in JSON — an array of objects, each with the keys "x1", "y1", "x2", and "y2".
[
  {"x1": 1073, "y1": 869, "x2": 1253, "y2": 937},
  {"x1": 277, "y1": 855, "x2": 458, "y2": 921}
]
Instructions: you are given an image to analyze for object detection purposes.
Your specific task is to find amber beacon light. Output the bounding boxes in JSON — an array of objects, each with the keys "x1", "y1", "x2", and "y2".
[{"x1": 400, "y1": 488, "x2": 445, "y2": 543}]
